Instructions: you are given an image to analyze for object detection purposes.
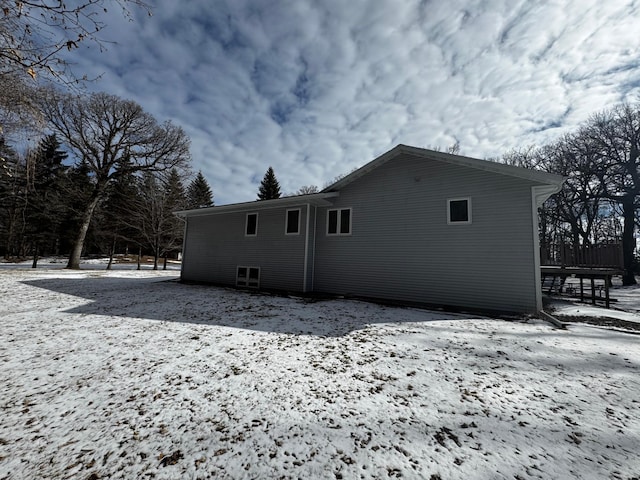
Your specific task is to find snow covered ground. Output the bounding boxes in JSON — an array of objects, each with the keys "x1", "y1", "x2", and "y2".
[{"x1": 0, "y1": 263, "x2": 639, "y2": 480}]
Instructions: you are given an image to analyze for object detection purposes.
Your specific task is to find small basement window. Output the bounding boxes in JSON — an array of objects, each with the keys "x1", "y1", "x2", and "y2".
[
  {"x1": 327, "y1": 208, "x2": 351, "y2": 235},
  {"x1": 286, "y1": 209, "x2": 300, "y2": 235},
  {"x1": 245, "y1": 212, "x2": 258, "y2": 236},
  {"x1": 447, "y1": 198, "x2": 471, "y2": 224},
  {"x1": 236, "y1": 266, "x2": 260, "y2": 288}
]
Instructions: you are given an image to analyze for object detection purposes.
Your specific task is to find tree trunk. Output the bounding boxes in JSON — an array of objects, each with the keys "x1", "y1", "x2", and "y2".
[
  {"x1": 153, "y1": 244, "x2": 159, "y2": 270},
  {"x1": 163, "y1": 255, "x2": 167, "y2": 270},
  {"x1": 621, "y1": 196, "x2": 637, "y2": 285},
  {"x1": 66, "y1": 191, "x2": 102, "y2": 269},
  {"x1": 31, "y1": 244, "x2": 38, "y2": 268},
  {"x1": 571, "y1": 224, "x2": 580, "y2": 266},
  {"x1": 106, "y1": 236, "x2": 116, "y2": 270},
  {"x1": 137, "y1": 246, "x2": 142, "y2": 270}
]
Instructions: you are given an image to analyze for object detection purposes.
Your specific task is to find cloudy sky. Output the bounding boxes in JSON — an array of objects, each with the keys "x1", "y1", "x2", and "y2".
[{"x1": 67, "y1": 0, "x2": 640, "y2": 205}]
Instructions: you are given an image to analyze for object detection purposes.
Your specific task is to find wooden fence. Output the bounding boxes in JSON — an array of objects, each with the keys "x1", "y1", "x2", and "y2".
[{"x1": 540, "y1": 243, "x2": 623, "y2": 269}]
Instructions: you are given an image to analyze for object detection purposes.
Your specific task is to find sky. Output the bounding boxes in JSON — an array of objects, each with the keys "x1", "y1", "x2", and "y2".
[{"x1": 65, "y1": 0, "x2": 640, "y2": 205}]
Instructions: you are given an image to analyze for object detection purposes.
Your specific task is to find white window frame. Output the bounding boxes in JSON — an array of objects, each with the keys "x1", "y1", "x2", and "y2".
[
  {"x1": 285, "y1": 208, "x2": 301, "y2": 235},
  {"x1": 447, "y1": 197, "x2": 472, "y2": 225},
  {"x1": 245, "y1": 212, "x2": 258, "y2": 236},
  {"x1": 236, "y1": 266, "x2": 260, "y2": 288},
  {"x1": 326, "y1": 207, "x2": 352, "y2": 236}
]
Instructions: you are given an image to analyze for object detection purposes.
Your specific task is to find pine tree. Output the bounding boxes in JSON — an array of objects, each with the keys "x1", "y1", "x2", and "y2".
[
  {"x1": 257, "y1": 166, "x2": 281, "y2": 200},
  {"x1": 187, "y1": 171, "x2": 214, "y2": 208},
  {"x1": 58, "y1": 160, "x2": 93, "y2": 256},
  {"x1": 156, "y1": 169, "x2": 187, "y2": 269},
  {"x1": 96, "y1": 159, "x2": 140, "y2": 269},
  {"x1": 0, "y1": 139, "x2": 26, "y2": 258},
  {"x1": 163, "y1": 169, "x2": 188, "y2": 233},
  {"x1": 24, "y1": 134, "x2": 68, "y2": 264}
]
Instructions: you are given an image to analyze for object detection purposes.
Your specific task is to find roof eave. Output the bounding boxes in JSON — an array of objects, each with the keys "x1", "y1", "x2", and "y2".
[
  {"x1": 175, "y1": 191, "x2": 339, "y2": 218},
  {"x1": 323, "y1": 144, "x2": 565, "y2": 192}
]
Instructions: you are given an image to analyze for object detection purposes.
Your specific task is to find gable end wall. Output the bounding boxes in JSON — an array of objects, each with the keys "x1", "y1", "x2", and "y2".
[{"x1": 314, "y1": 153, "x2": 540, "y2": 312}]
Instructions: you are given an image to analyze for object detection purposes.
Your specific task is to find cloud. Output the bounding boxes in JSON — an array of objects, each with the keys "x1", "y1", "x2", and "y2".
[{"x1": 61, "y1": 0, "x2": 640, "y2": 204}]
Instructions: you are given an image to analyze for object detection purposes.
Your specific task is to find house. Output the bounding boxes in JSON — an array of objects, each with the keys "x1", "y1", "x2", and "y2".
[{"x1": 176, "y1": 145, "x2": 564, "y2": 314}]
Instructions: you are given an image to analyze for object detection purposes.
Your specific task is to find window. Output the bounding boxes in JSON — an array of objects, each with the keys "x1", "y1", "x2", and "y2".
[
  {"x1": 327, "y1": 208, "x2": 351, "y2": 235},
  {"x1": 286, "y1": 209, "x2": 300, "y2": 235},
  {"x1": 236, "y1": 266, "x2": 260, "y2": 288},
  {"x1": 328, "y1": 210, "x2": 338, "y2": 234},
  {"x1": 447, "y1": 198, "x2": 471, "y2": 224},
  {"x1": 245, "y1": 213, "x2": 258, "y2": 236}
]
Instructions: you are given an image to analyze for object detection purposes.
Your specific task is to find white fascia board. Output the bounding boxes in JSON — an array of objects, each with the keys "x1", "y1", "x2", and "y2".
[{"x1": 175, "y1": 192, "x2": 339, "y2": 218}]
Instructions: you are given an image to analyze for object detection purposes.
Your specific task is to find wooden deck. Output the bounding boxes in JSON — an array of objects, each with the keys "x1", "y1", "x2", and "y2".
[{"x1": 541, "y1": 266, "x2": 621, "y2": 308}]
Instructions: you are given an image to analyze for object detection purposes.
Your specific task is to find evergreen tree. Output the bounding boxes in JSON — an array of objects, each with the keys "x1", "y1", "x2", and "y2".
[
  {"x1": 162, "y1": 169, "x2": 188, "y2": 264},
  {"x1": 24, "y1": 134, "x2": 68, "y2": 264},
  {"x1": 95, "y1": 159, "x2": 140, "y2": 269},
  {"x1": 0, "y1": 138, "x2": 27, "y2": 258},
  {"x1": 187, "y1": 171, "x2": 214, "y2": 208},
  {"x1": 257, "y1": 166, "x2": 281, "y2": 200},
  {"x1": 57, "y1": 160, "x2": 93, "y2": 256}
]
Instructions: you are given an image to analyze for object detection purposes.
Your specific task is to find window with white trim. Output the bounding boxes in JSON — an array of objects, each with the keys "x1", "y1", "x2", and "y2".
[
  {"x1": 447, "y1": 198, "x2": 471, "y2": 224},
  {"x1": 236, "y1": 266, "x2": 260, "y2": 288},
  {"x1": 245, "y1": 212, "x2": 258, "y2": 236},
  {"x1": 327, "y1": 208, "x2": 351, "y2": 235},
  {"x1": 285, "y1": 209, "x2": 300, "y2": 235}
]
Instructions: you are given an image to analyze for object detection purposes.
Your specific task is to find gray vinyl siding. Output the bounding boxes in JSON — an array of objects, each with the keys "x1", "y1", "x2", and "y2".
[
  {"x1": 304, "y1": 205, "x2": 317, "y2": 292},
  {"x1": 314, "y1": 153, "x2": 540, "y2": 313},
  {"x1": 181, "y1": 206, "x2": 308, "y2": 291}
]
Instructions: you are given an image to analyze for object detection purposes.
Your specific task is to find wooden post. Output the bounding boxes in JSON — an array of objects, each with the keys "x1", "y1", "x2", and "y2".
[
  {"x1": 605, "y1": 275, "x2": 610, "y2": 308},
  {"x1": 580, "y1": 276, "x2": 584, "y2": 302},
  {"x1": 590, "y1": 277, "x2": 596, "y2": 304}
]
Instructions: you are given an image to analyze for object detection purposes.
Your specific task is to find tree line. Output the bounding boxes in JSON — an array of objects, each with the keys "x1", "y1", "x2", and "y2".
[
  {"x1": 502, "y1": 101, "x2": 640, "y2": 285},
  {"x1": 1, "y1": 1, "x2": 637, "y2": 281},
  {"x1": 0, "y1": 2, "x2": 221, "y2": 269},
  {"x1": 0, "y1": 127, "x2": 213, "y2": 269}
]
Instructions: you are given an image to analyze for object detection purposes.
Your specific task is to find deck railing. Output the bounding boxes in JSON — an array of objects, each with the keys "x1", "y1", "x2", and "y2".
[{"x1": 540, "y1": 243, "x2": 623, "y2": 269}]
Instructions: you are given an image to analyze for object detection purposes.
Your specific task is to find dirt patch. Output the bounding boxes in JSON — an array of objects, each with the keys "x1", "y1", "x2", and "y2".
[{"x1": 555, "y1": 315, "x2": 640, "y2": 333}]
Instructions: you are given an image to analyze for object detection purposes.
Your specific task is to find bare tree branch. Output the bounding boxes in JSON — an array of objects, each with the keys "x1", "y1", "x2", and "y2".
[
  {"x1": 39, "y1": 89, "x2": 191, "y2": 268},
  {"x1": 0, "y1": 0, "x2": 151, "y2": 82}
]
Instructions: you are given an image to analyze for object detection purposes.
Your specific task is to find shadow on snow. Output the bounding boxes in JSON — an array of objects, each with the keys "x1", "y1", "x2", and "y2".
[{"x1": 20, "y1": 276, "x2": 476, "y2": 337}]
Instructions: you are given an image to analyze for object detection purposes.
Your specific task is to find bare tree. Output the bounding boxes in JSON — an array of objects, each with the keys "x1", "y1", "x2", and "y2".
[
  {"x1": 502, "y1": 136, "x2": 609, "y2": 267},
  {"x1": 446, "y1": 141, "x2": 461, "y2": 155},
  {"x1": 0, "y1": 71, "x2": 42, "y2": 137},
  {"x1": 1, "y1": 1, "x2": 152, "y2": 141},
  {"x1": 124, "y1": 170, "x2": 186, "y2": 270},
  {"x1": 296, "y1": 185, "x2": 319, "y2": 195},
  {"x1": 0, "y1": 0, "x2": 150, "y2": 81},
  {"x1": 581, "y1": 103, "x2": 640, "y2": 285},
  {"x1": 40, "y1": 90, "x2": 191, "y2": 269}
]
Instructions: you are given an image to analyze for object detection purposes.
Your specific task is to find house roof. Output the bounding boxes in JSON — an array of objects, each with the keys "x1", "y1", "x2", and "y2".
[
  {"x1": 177, "y1": 144, "x2": 564, "y2": 218},
  {"x1": 175, "y1": 191, "x2": 339, "y2": 218},
  {"x1": 322, "y1": 144, "x2": 565, "y2": 192}
]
